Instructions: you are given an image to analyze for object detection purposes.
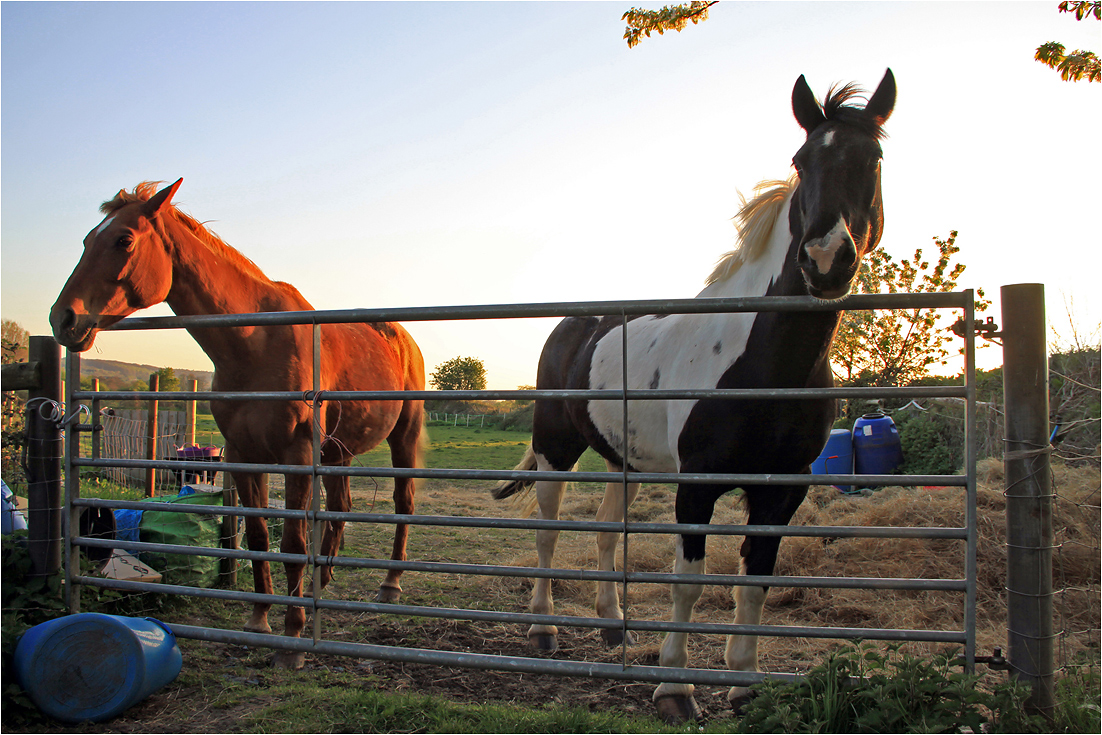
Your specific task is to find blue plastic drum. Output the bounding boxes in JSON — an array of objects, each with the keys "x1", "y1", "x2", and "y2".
[
  {"x1": 852, "y1": 412, "x2": 904, "y2": 479},
  {"x1": 810, "y1": 428, "x2": 854, "y2": 492},
  {"x1": 14, "y1": 613, "x2": 182, "y2": 723}
]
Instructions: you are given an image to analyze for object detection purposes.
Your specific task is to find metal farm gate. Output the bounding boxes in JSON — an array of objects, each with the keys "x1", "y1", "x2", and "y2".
[{"x1": 61, "y1": 290, "x2": 988, "y2": 697}]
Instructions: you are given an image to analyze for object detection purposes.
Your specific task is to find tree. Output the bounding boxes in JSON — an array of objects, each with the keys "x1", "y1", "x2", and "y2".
[
  {"x1": 429, "y1": 357, "x2": 487, "y2": 392},
  {"x1": 1035, "y1": 1, "x2": 1100, "y2": 82},
  {"x1": 831, "y1": 231, "x2": 990, "y2": 388},
  {"x1": 154, "y1": 366, "x2": 180, "y2": 392},
  {"x1": 622, "y1": 1, "x2": 716, "y2": 48},
  {"x1": 1, "y1": 319, "x2": 29, "y2": 364}
]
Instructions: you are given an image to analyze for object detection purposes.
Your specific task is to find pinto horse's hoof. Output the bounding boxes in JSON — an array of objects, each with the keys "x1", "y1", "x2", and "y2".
[
  {"x1": 375, "y1": 585, "x2": 402, "y2": 603},
  {"x1": 528, "y1": 634, "x2": 558, "y2": 651},
  {"x1": 272, "y1": 650, "x2": 306, "y2": 670},
  {"x1": 600, "y1": 627, "x2": 637, "y2": 647},
  {"x1": 654, "y1": 694, "x2": 703, "y2": 724},
  {"x1": 728, "y1": 688, "x2": 758, "y2": 715}
]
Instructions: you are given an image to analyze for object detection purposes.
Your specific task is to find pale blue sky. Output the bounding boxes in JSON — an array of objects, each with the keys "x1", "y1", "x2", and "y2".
[{"x1": 2, "y1": 1, "x2": 1098, "y2": 388}]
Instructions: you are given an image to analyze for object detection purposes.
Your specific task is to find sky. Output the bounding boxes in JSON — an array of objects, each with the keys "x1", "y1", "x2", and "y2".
[{"x1": 2, "y1": 1, "x2": 1099, "y2": 389}]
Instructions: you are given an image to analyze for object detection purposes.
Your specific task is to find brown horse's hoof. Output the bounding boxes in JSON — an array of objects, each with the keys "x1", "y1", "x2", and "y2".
[
  {"x1": 600, "y1": 627, "x2": 637, "y2": 647},
  {"x1": 243, "y1": 621, "x2": 272, "y2": 635},
  {"x1": 272, "y1": 650, "x2": 306, "y2": 670},
  {"x1": 375, "y1": 585, "x2": 402, "y2": 603},
  {"x1": 528, "y1": 634, "x2": 558, "y2": 651},
  {"x1": 654, "y1": 694, "x2": 703, "y2": 724}
]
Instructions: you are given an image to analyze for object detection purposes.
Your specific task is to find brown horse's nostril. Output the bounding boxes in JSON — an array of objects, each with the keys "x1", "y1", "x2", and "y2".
[{"x1": 60, "y1": 308, "x2": 76, "y2": 333}]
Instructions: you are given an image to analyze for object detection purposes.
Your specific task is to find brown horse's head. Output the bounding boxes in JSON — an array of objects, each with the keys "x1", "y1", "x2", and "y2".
[{"x1": 50, "y1": 179, "x2": 183, "y2": 351}]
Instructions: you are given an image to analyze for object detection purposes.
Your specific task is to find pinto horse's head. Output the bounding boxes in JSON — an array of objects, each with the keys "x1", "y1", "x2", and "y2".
[
  {"x1": 789, "y1": 69, "x2": 895, "y2": 300},
  {"x1": 50, "y1": 179, "x2": 183, "y2": 351}
]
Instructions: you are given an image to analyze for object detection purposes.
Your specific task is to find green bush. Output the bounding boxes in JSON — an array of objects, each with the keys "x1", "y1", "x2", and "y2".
[{"x1": 734, "y1": 642, "x2": 1044, "y2": 733}]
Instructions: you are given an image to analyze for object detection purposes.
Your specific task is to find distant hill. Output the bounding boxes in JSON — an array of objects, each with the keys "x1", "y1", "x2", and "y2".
[{"x1": 79, "y1": 359, "x2": 214, "y2": 391}]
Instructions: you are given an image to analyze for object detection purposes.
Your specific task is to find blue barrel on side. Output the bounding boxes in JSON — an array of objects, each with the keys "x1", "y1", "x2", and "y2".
[
  {"x1": 811, "y1": 428, "x2": 854, "y2": 492},
  {"x1": 852, "y1": 412, "x2": 904, "y2": 481},
  {"x1": 14, "y1": 613, "x2": 182, "y2": 723}
]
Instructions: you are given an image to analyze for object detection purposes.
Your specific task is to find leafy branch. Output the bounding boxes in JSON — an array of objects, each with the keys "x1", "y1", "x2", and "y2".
[
  {"x1": 622, "y1": 1, "x2": 717, "y2": 48},
  {"x1": 1036, "y1": 1, "x2": 1100, "y2": 82}
]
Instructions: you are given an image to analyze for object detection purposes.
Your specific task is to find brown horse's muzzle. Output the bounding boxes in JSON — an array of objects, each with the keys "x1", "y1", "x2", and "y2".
[{"x1": 49, "y1": 303, "x2": 99, "y2": 352}]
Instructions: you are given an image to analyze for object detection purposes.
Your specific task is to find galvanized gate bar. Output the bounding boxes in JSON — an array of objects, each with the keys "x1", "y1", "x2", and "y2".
[
  {"x1": 71, "y1": 498, "x2": 969, "y2": 538},
  {"x1": 102, "y1": 291, "x2": 969, "y2": 332},
  {"x1": 71, "y1": 456, "x2": 966, "y2": 487}
]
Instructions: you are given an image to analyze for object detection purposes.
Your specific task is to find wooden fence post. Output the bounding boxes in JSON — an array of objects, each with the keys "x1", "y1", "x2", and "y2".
[
  {"x1": 186, "y1": 378, "x2": 198, "y2": 446},
  {"x1": 25, "y1": 336, "x2": 63, "y2": 578},
  {"x1": 1002, "y1": 283, "x2": 1055, "y2": 719},
  {"x1": 146, "y1": 373, "x2": 159, "y2": 496}
]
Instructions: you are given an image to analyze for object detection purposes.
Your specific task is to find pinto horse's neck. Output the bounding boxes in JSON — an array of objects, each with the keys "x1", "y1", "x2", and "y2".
[
  {"x1": 158, "y1": 215, "x2": 312, "y2": 369},
  {"x1": 701, "y1": 188, "x2": 842, "y2": 388}
]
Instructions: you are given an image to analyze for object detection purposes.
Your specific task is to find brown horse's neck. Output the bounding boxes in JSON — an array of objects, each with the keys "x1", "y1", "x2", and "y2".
[{"x1": 159, "y1": 216, "x2": 312, "y2": 368}]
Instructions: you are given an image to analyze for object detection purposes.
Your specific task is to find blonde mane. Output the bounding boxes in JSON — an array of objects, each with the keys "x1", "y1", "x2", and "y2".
[
  {"x1": 102, "y1": 182, "x2": 271, "y2": 283},
  {"x1": 705, "y1": 176, "x2": 796, "y2": 286}
]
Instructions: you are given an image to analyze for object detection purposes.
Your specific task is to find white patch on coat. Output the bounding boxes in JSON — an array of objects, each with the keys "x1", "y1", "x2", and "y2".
[
  {"x1": 820, "y1": 130, "x2": 836, "y2": 147},
  {"x1": 803, "y1": 216, "x2": 850, "y2": 274},
  {"x1": 586, "y1": 194, "x2": 794, "y2": 472}
]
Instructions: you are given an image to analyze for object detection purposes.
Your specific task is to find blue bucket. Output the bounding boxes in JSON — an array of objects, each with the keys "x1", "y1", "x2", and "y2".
[
  {"x1": 14, "y1": 613, "x2": 182, "y2": 723},
  {"x1": 811, "y1": 428, "x2": 854, "y2": 492},
  {"x1": 852, "y1": 412, "x2": 904, "y2": 482}
]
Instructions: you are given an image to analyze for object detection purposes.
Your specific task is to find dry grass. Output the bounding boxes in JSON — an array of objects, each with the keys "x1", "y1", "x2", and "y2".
[{"x1": 466, "y1": 458, "x2": 1100, "y2": 676}]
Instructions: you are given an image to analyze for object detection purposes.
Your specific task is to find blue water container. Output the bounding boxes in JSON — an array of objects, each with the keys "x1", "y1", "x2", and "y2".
[
  {"x1": 811, "y1": 428, "x2": 854, "y2": 492},
  {"x1": 852, "y1": 412, "x2": 904, "y2": 480},
  {"x1": 14, "y1": 613, "x2": 182, "y2": 723}
]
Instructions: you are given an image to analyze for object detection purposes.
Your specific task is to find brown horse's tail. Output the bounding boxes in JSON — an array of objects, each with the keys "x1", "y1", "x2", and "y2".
[{"x1": 490, "y1": 444, "x2": 538, "y2": 500}]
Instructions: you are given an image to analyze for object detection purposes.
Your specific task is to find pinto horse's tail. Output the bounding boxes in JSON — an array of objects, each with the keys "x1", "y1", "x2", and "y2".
[{"x1": 490, "y1": 444, "x2": 538, "y2": 501}]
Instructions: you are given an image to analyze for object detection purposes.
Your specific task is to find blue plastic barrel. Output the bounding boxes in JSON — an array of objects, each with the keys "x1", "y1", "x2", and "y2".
[
  {"x1": 852, "y1": 412, "x2": 904, "y2": 480},
  {"x1": 14, "y1": 613, "x2": 182, "y2": 723},
  {"x1": 811, "y1": 428, "x2": 854, "y2": 492}
]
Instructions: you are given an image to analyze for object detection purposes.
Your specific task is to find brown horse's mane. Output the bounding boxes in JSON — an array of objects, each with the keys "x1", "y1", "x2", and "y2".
[
  {"x1": 705, "y1": 176, "x2": 796, "y2": 286},
  {"x1": 102, "y1": 182, "x2": 273, "y2": 284}
]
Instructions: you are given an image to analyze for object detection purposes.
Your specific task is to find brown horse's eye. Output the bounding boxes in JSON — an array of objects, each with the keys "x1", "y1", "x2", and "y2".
[{"x1": 115, "y1": 235, "x2": 134, "y2": 250}]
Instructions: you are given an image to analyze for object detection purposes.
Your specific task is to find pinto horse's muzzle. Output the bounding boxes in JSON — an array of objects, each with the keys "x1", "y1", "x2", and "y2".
[{"x1": 796, "y1": 220, "x2": 859, "y2": 300}]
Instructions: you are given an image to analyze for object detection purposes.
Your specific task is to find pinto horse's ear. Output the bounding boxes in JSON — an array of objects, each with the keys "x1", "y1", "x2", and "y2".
[
  {"x1": 865, "y1": 69, "x2": 896, "y2": 127},
  {"x1": 143, "y1": 178, "x2": 183, "y2": 218},
  {"x1": 792, "y1": 74, "x2": 826, "y2": 135}
]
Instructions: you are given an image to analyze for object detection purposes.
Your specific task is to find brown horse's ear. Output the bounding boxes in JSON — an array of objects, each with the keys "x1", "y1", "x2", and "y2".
[
  {"x1": 143, "y1": 178, "x2": 183, "y2": 218},
  {"x1": 865, "y1": 69, "x2": 896, "y2": 127},
  {"x1": 792, "y1": 74, "x2": 825, "y2": 135}
]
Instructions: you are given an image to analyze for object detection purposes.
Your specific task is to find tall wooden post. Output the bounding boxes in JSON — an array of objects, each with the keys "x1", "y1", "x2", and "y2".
[
  {"x1": 25, "y1": 337, "x2": 63, "y2": 578},
  {"x1": 146, "y1": 373, "x2": 160, "y2": 496},
  {"x1": 1002, "y1": 283, "x2": 1055, "y2": 719},
  {"x1": 186, "y1": 378, "x2": 198, "y2": 446}
]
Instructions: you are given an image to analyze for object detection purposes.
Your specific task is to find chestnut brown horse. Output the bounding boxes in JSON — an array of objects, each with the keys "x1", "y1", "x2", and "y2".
[{"x1": 50, "y1": 179, "x2": 426, "y2": 668}]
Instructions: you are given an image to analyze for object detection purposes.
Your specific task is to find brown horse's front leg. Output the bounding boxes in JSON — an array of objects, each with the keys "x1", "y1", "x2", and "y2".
[
  {"x1": 379, "y1": 413, "x2": 422, "y2": 603},
  {"x1": 273, "y1": 473, "x2": 311, "y2": 670},
  {"x1": 315, "y1": 472, "x2": 351, "y2": 590},
  {"x1": 235, "y1": 472, "x2": 274, "y2": 635}
]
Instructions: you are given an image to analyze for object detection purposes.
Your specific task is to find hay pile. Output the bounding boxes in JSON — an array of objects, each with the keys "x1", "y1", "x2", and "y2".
[{"x1": 497, "y1": 459, "x2": 1100, "y2": 670}]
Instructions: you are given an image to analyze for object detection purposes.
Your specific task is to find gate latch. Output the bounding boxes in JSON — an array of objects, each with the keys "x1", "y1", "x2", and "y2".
[{"x1": 951, "y1": 316, "x2": 1001, "y2": 342}]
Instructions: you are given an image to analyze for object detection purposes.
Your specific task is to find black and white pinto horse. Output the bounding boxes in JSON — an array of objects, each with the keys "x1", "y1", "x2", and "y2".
[{"x1": 492, "y1": 70, "x2": 895, "y2": 722}]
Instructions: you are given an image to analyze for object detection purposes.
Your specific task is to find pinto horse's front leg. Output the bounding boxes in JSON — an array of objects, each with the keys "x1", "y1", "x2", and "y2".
[
  {"x1": 724, "y1": 484, "x2": 807, "y2": 710},
  {"x1": 528, "y1": 477, "x2": 568, "y2": 649}
]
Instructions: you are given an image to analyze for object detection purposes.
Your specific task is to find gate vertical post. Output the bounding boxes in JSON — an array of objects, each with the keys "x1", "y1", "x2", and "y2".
[
  {"x1": 1001, "y1": 283, "x2": 1054, "y2": 717},
  {"x1": 25, "y1": 336, "x2": 63, "y2": 578}
]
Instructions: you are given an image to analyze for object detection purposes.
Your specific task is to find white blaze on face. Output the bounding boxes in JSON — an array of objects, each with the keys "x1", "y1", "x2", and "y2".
[
  {"x1": 93, "y1": 215, "x2": 116, "y2": 238},
  {"x1": 803, "y1": 216, "x2": 851, "y2": 274}
]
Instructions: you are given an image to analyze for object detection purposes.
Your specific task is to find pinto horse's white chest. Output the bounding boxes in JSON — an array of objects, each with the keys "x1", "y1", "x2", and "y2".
[{"x1": 585, "y1": 198, "x2": 793, "y2": 473}]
